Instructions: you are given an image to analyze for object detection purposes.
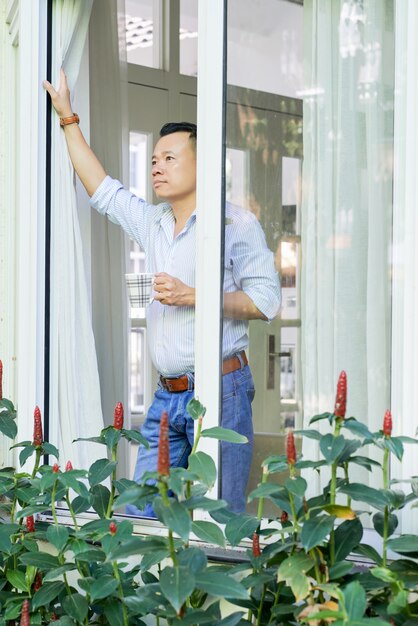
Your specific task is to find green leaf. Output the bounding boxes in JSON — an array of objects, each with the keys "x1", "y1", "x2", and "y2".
[
  {"x1": 43, "y1": 563, "x2": 77, "y2": 582},
  {"x1": 353, "y1": 543, "x2": 383, "y2": 566},
  {"x1": 46, "y1": 525, "x2": 69, "y2": 552},
  {"x1": 19, "y1": 552, "x2": 60, "y2": 570},
  {"x1": 301, "y1": 515, "x2": 335, "y2": 551},
  {"x1": 6, "y1": 569, "x2": 29, "y2": 592},
  {"x1": 211, "y1": 613, "x2": 246, "y2": 626},
  {"x1": 309, "y1": 412, "x2": 333, "y2": 424},
  {"x1": 384, "y1": 436, "x2": 404, "y2": 461},
  {"x1": 0, "y1": 398, "x2": 15, "y2": 411},
  {"x1": 42, "y1": 442, "x2": 59, "y2": 458},
  {"x1": 88, "y1": 458, "x2": 117, "y2": 487},
  {"x1": 188, "y1": 452, "x2": 217, "y2": 488},
  {"x1": 349, "y1": 455, "x2": 381, "y2": 471},
  {"x1": 90, "y1": 576, "x2": 119, "y2": 601},
  {"x1": 187, "y1": 398, "x2": 207, "y2": 420},
  {"x1": 90, "y1": 484, "x2": 111, "y2": 518},
  {"x1": 19, "y1": 445, "x2": 36, "y2": 466},
  {"x1": 160, "y1": 566, "x2": 195, "y2": 612},
  {"x1": 329, "y1": 561, "x2": 353, "y2": 579},
  {"x1": 62, "y1": 593, "x2": 88, "y2": 624},
  {"x1": 32, "y1": 581, "x2": 66, "y2": 610},
  {"x1": 177, "y1": 547, "x2": 208, "y2": 575},
  {"x1": 338, "y1": 483, "x2": 390, "y2": 510},
  {"x1": 153, "y1": 499, "x2": 191, "y2": 542},
  {"x1": 373, "y1": 512, "x2": 398, "y2": 538},
  {"x1": 342, "y1": 419, "x2": 374, "y2": 439},
  {"x1": 320, "y1": 434, "x2": 345, "y2": 464},
  {"x1": 192, "y1": 521, "x2": 225, "y2": 547},
  {"x1": 225, "y1": 514, "x2": 259, "y2": 546},
  {"x1": 195, "y1": 571, "x2": 248, "y2": 599},
  {"x1": 121, "y1": 428, "x2": 149, "y2": 448},
  {"x1": 71, "y1": 495, "x2": 91, "y2": 514},
  {"x1": 388, "y1": 534, "x2": 418, "y2": 556},
  {"x1": 334, "y1": 518, "x2": 363, "y2": 561},
  {"x1": 370, "y1": 567, "x2": 398, "y2": 583},
  {"x1": 294, "y1": 429, "x2": 321, "y2": 440},
  {"x1": 285, "y1": 476, "x2": 307, "y2": 497},
  {"x1": 201, "y1": 427, "x2": 248, "y2": 444},
  {"x1": 388, "y1": 589, "x2": 408, "y2": 615},
  {"x1": 184, "y1": 496, "x2": 228, "y2": 512},
  {"x1": 0, "y1": 413, "x2": 17, "y2": 439},
  {"x1": 277, "y1": 553, "x2": 314, "y2": 601},
  {"x1": 104, "y1": 427, "x2": 121, "y2": 450},
  {"x1": 343, "y1": 581, "x2": 366, "y2": 619},
  {"x1": 247, "y1": 482, "x2": 283, "y2": 502}
]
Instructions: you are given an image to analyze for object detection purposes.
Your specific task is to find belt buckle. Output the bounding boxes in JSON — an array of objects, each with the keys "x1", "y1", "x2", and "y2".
[{"x1": 166, "y1": 379, "x2": 174, "y2": 392}]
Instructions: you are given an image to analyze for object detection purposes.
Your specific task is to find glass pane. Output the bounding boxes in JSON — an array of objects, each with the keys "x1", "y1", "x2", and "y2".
[
  {"x1": 126, "y1": 0, "x2": 160, "y2": 68},
  {"x1": 223, "y1": 0, "x2": 394, "y2": 516},
  {"x1": 180, "y1": 0, "x2": 198, "y2": 76},
  {"x1": 227, "y1": 0, "x2": 303, "y2": 97}
]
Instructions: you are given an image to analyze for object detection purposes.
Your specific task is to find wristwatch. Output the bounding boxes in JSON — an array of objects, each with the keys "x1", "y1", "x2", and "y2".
[{"x1": 59, "y1": 113, "x2": 80, "y2": 127}]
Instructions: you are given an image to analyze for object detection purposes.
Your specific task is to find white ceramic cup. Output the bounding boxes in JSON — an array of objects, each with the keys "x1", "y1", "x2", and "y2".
[{"x1": 125, "y1": 273, "x2": 155, "y2": 308}]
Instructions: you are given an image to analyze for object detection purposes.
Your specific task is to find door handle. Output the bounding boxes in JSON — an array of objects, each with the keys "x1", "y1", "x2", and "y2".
[{"x1": 268, "y1": 351, "x2": 291, "y2": 358}]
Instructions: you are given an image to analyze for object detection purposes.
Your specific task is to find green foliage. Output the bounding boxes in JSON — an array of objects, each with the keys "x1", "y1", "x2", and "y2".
[{"x1": 2, "y1": 381, "x2": 418, "y2": 625}]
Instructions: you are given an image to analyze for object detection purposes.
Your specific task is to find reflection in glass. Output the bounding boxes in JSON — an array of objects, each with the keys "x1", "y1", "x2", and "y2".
[
  {"x1": 125, "y1": 0, "x2": 159, "y2": 68},
  {"x1": 180, "y1": 0, "x2": 198, "y2": 77},
  {"x1": 130, "y1": 328, "x2": 146, "y2": 415}
]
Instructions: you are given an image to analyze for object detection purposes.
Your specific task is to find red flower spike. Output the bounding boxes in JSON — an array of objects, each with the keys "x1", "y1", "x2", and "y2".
[
  {"x1": 32, "y1": 572, "x2": 42, "y2": 592},
  {"x1": 33, "y1": 406, "x2": 43, "y2": 446},
  {"x1": 52, "y1": 463, "x2": 59, "y2": 473},
  {"x1": 26, "y1": 516, "x2": 35, "y2": 533},
  {"x1": 334, "y1": 371, "x2": 347, "y2": 419},
  {"x1": 19, "y1": 600, "x2": 30, "y2": 626},
  {"x1": 383, "y1": 410, "x2": 392, "y2": 437},
  {"x1": 113, "y1": 402, "x2": 124, "y2": 430},
  {"x1": 280, "y1": 511, "x2": 289, "y2": 523},
  {"x1": 252, "y1": 532, "x2": 261, "y2": 557},
  {"x1": 286, "y1": 430, "x2": 296, "y2": 466},
  {"x1": 65, "y1": 460, "x2": 73, "y2": 472},
  {"x1": 109, "y1": 521, "x2": 117, "y2": 535},
  {"x1": 157, "y1": 411, "x2": 170, "y2": 475},
  {"x1": 50, "y1": 615, "x2": 58, "y2": 622},
  {"x1": 0, "y1": 359, "x2": 3, "y2": 400}
]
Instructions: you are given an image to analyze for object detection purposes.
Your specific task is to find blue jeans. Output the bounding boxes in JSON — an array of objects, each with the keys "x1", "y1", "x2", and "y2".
[{"x1": 126, "y1": 361, "x2": 255, "y2": 517}]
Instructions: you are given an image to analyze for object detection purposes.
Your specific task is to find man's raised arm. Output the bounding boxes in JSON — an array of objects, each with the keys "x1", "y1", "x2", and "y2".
[{"x1": 43, "y1": 68, "x2": 107, "y2": 197}]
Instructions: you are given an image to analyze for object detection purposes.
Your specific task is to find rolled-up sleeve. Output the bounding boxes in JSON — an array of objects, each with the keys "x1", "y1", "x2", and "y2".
[
  {"x1": 228, "y1": 215, "x2": 281, "y2": 321},
  {"x1": 90, "y1": 176, "x2": 154, "y2": 251}
]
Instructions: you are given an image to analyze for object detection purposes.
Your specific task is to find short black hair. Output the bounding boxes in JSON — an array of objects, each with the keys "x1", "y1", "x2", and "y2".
[{"x1": 159, "y1": 122, "x2": 197, "y2": 148}]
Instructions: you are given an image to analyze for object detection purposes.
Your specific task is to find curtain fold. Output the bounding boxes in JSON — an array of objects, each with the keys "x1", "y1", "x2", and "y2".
[
  {"x1": 301, "y1": 0, "x2": 394, "y2": 494},
  {"x1": 50, "y1": 0, "x2": 104, "y2": 469},
  {"x1": 88, "y1": 0, "x2": 129, "y2": 478}
]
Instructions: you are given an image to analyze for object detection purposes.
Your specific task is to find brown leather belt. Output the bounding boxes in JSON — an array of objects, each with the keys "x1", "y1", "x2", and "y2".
[{"x1": 159, "y1": 351, "x2": 248, "y2": 393}]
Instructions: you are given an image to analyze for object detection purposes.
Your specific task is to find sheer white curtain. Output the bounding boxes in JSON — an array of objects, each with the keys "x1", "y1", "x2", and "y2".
[
  {"x1": 88, "y1": 0, "x2": 129, "y2": 477},
  {"x1": 49, "y1": 0, "x2": 104, "y2": 469},
  {"x1": 391, "y1": 0, "x2": 418, "y2": 534},
  {"x1": 301, "y1": 0, "x2": 394, "y2": 491}
]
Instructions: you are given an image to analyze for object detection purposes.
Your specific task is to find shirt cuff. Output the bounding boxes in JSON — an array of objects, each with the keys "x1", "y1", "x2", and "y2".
[{"x1": 89, "y1": 176, "x2": 123, "y2": 215}]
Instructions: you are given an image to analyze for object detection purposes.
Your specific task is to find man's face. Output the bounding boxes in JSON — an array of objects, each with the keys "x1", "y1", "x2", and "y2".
[{"x1": 151, "y1": 132, "x2": 197, "y2": 206}]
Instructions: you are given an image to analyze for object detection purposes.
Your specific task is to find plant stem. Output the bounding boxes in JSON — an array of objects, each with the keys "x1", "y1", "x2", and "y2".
[
  {"x1": 160, "y1": 480, "x2": 179, "y2": 566},
  {"x1": 112, "y1": 561, "x2": 129, "y2": 626},
  {"x1": 382, "y1": 447, "x2": 390, "y2": 567},
  {"x1": 31, "y1": 448, "x2": 42, "y2": 479},
  {"x1": 257, "y1": 466, "x2": 269, "y2": 522},
  {"x1": 65, "y1": 493, "x2": 79, "y2": 531},
  {"x1": 343, "y1": 462, "x2": 351, "y2": 508},
  {"x1": 106, "y1": 445, "x2": 118, "y2": 519},
  {"x1": 51, "y1": 478, "x2": 59, "y2": 526},
  {"x1": 329, "y1": 418, "x2": 342, "y2": 565},
  {"x1": 190, "y1": 415, "x2": 203, "y2": 456},
  {"x1": 256, "y1": 584, "x2": 267, "y2": 626}
]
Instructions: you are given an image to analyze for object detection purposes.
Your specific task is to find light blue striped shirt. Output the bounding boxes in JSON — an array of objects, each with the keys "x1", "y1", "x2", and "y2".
[{"x1": 90, "y1": 176, "x2": 281, "y2": 376}]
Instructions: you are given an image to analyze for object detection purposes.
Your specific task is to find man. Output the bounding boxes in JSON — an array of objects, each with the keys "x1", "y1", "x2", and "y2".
[{"x1": 43, "y1": 70, "x2": 281, "y2": 514}]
